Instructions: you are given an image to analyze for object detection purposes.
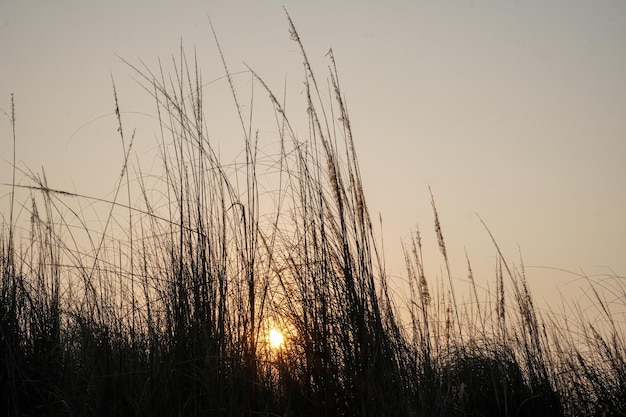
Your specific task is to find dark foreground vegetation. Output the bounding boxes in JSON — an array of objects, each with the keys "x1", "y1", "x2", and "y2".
[{"x1": 2, "y1": 13, "x2": 625, "y2": 417}]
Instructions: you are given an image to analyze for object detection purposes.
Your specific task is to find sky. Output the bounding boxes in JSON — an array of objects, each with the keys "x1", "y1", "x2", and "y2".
[{"x1": 1, "y1": 1, "x2": 625, "y2": 314}]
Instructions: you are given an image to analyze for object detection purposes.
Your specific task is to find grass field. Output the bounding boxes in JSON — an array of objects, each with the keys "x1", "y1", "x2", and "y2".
[{"x1": 2, "y1": 14, "x2": 625, "y2": 417}]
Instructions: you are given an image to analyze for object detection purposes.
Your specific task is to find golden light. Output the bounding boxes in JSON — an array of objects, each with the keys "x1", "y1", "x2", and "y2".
[{"x1": 268, "y1": 328, "x2": 284, "y2": 350}]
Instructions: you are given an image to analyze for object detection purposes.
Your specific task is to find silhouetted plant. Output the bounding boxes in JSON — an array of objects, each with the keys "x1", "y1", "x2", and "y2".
[{"x1": 1, "y1": 10, "x2": 624, "y2": 417}]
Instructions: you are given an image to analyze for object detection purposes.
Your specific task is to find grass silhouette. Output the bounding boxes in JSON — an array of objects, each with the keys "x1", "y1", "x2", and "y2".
[{"x1": 1, "y1": 11, "x2": 624, "y2": 417}]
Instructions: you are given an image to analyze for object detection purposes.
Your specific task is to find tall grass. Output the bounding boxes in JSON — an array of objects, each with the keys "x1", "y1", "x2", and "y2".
[{"x1": 2, "y1": 12, "x2": 625, "y2": 416}]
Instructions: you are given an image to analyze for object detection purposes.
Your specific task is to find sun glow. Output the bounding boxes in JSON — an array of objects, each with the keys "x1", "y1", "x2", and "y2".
[{"x1": 268, "y1": 328, "x2": 285, "y2": 350}]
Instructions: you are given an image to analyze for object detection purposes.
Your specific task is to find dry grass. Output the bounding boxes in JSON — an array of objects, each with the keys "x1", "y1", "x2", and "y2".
[{"x1": 1, "y1": 11, "x2": 625, "y2": 417}]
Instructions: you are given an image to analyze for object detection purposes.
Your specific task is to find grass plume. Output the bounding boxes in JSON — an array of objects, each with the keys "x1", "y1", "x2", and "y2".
[{"x1": 1, "y1": 11, "x2": 624, "y2": 417}]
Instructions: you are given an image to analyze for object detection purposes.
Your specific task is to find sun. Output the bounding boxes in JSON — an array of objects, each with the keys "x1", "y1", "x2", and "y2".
[{"x1": 268, "y1": 328, "x2": 285, "y2": 350}]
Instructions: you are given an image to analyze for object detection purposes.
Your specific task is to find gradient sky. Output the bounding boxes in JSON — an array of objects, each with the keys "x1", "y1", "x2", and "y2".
[{"x1": 2, "y1": 1, "x2": 625, "y2": 312}]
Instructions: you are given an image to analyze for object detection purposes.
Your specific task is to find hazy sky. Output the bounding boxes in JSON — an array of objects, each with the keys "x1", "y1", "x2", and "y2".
[{"x1": 2, "y1": 1, "x2": 625, "y2": 310}]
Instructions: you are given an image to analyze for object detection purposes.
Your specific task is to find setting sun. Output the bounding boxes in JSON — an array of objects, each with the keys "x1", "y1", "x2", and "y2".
[{"x1": 268, "y1": 328, "x2": 284, "y2": 350}]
